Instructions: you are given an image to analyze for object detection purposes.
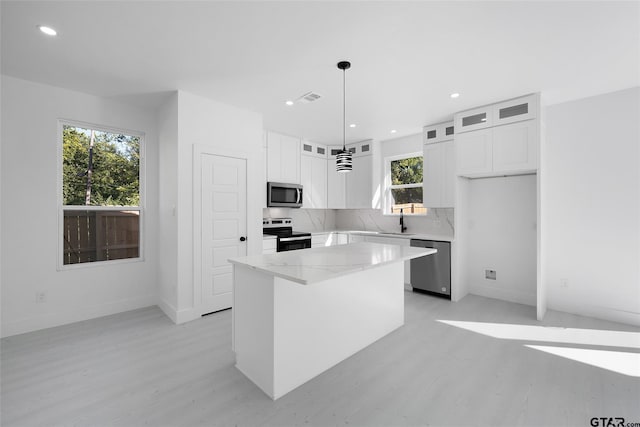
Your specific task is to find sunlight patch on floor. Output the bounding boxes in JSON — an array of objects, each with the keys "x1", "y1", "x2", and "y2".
[
  {"x1": 438, "y1": 319, "x2": 640, "y2": 377},
  {"x1": 527, "y1": 345, "x2": 640, "y2": 377},
  {"x1": 437, "y1": 320, "x2": 640, "y2": 349}
]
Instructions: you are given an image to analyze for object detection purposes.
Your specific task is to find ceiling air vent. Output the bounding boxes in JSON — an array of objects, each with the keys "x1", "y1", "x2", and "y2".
[{"x1": 297, "y1": 92, "x2": 322, "y2": 104}]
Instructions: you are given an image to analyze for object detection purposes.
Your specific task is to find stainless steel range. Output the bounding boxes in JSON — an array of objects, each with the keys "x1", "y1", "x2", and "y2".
[{"x1": 262, "y1": 218, "x2": 311, "y2": 252}]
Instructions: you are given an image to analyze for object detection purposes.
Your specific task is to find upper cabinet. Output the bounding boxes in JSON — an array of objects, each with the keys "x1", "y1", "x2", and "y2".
[
  {"x1": 300, "y1": 140, "x2": 328, "y2": 209},
  {"x1": 455, "y1": 105, "x2": 493, "y2": 133},
  {"x1": 455, "y1": 94, "x2": 539, "y2": 178},
  {"x1": 327, "y1": 146, "x2": 346, "y2": 209},
  {"x1": 266, "y1": 131, "x2": 300, "y2": 184},
  {"x1": 423, "y1": 121, "x2": 455, "y2": 208},
  {"x1": 492, "y1": 94, "x2": 537, "y2": 126},
  {"x1": 345, "y1": 141, "x2": 373, "y2": 209},
  {"x1": 424, "y1": 122, "x2": 455, "y2": 144}
]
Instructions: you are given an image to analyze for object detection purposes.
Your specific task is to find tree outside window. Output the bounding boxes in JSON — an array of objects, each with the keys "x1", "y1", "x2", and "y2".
[
  {"x1": 388, "y1": 155, "x2": 425, "y2": 214},
  {"x1": 61, "y1": 124, "x2": 142, "y2": 266}
]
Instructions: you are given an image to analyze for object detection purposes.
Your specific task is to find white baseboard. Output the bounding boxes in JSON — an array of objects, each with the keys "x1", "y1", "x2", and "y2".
[
  {"x1": 1, "y1": 294, "x2": 158, "y2": 338},
  {"x1": 469, "y1": 283, "x2": 536, "y2": 307},
  {"x1": 547, "y1": 300, "x2": 640, "y2": 327},
  {"x1": 157, "y1": 299, "x2": 200, "y2": 325},
  {"x1": 157, "y1": 299, "x2": 178, "y2": 323}
]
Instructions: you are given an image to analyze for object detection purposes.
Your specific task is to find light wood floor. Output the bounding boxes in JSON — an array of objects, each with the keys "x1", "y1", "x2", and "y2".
[{"x1": 2, "y1": 292, "x2": 639, "y2": 427}]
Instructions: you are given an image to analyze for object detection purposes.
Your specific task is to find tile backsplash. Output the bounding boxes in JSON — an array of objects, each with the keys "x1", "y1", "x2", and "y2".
[
  {"x1": 263, "y1": 208, "x2": 454, "y2": 237},
  {"x1": 335, "y1": 208, "x2": 454, "y2": 237},
  {"x1": 263, "y1": 208, "x2": 336, "y2": 231}
]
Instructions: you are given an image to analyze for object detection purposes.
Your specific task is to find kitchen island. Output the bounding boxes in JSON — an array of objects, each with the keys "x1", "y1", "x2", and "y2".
[{"x1": 228, "y1": 242, "x2": 437, "y2": 399}]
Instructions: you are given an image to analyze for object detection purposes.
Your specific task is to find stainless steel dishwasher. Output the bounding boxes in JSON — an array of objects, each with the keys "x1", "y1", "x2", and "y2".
[{"x1": 410, "y1": 239, "x2": 451, "y2": 299}]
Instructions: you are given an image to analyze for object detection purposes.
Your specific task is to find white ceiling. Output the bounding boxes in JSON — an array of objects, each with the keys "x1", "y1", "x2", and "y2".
[{"x1": 2, "y1": 1, "x2": 638, "y2": 145}]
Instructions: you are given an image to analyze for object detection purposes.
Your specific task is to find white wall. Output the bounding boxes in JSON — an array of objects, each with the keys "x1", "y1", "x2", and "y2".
[
  {"x1": 0, "y1": 76, "x2": 159, "y2": 337},
  {"x1": 156, "y1": 90, "x2": 263, "y2": 323},
  {"x1": 466, "y1": 175, "x2": 537, "y2": 306},
  {"x1": 543, "y1": 87, "x2": 640, "y2": 325},
  {"x1": 156, "y1": 93, "x2": 179, "y2": 317}
]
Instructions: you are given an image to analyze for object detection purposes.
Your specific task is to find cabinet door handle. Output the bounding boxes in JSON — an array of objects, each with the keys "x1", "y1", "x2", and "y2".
[{"x1": 239, "y1": 236, "x2": 246, "y2": 242}]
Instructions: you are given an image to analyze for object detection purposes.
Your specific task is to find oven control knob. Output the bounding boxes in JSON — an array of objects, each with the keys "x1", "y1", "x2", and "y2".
[{"x1": 239, "y1": 236, "x2": 246, "y2": 242}]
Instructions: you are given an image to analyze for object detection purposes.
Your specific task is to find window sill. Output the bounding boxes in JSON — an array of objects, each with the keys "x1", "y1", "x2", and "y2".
[{"x1": 57, "y1": 256, "x2": 145, "y2": 272}]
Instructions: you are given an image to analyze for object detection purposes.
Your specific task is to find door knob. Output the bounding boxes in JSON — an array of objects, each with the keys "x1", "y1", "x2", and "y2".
[{"x1": 239, "y1": 236, "x2": 246, "y2": 242}]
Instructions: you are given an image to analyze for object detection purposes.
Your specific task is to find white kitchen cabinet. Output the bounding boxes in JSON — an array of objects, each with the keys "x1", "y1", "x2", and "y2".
[
  {"x1": 455, "y1": 93, "x2": 539, "y2": 178},
  {"x1": 456, "y1": 128, "x2": 493, "y2": 176},
  {"x1": 327, "y1": 146, "x2": 346, "y2": 209},
  {"x1": 456, "y1": 121, "x2": 538, "y2": 178},
  {"x1": 262, "y1": 237, "x2": 277, "y2": 254},
  {"x1": 348, "y1": 234, "x2": 366, "y2": 243},
  {"x1": 266, "y1": 131, "x2": 300, "y2": 184},
  {"x1": 311, "y1": 233, "x2": 330, "y2": 248},
  {"x1": 301, "y1": 140, "x2": 328, "y2": 208},
  {"x1": 364, "y1": 235, "x2": 411, "y2": 283},
  {"x1": 312, "y1": 232, "x2": 349, "y2": 247},
  {"x1": 492, "y1": 119, "x2": 538, "y2": 174},
  {"x1": 424, "y1": 121, "x2": 455, "y2": 144},
  {"x1": 327, "y1": 142, "x2": 372, "y2": 209},
  {"x1": 423, "y1": 140, "x2": 455, "y2": 208},
  {"x1": 332, "y1": 232, "x2": 349, "y2": 245},
  {"x1": 492, "y1": 94, "x2": 538, "y2": 126},
  {"x1": 346, "y1": 141, "x2": 373, "y2": 209},
  {"x1": 455, "y1": 105, "x2": 493, "y2": 133}
]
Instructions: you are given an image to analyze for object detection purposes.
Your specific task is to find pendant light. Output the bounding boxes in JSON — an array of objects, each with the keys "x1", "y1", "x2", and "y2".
[{"x1": 336, "y1": 61, "x2": 353, "y2": 173}]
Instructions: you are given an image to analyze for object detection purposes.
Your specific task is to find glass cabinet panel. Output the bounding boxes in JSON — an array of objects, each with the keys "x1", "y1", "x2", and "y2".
[
  {"x1": 499, "y1": 103, "x2": 528, "y2": 119},
  {"x1": 462, "y1": 113, "x2": 487, "y2": 127}
]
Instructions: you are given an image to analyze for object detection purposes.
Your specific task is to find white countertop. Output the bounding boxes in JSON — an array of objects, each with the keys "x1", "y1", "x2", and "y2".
[
  {"x1": 229, "y1": 242, "x2": 437, "y2": 285},
  {"x1": 262, "y1": 234, "x2": 277, "y2": 240},
  {"x1": 305, "y1": 230, "x2": 454, "y2": 242}
]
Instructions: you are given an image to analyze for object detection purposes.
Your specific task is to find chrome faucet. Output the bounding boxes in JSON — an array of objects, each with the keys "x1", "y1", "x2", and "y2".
[{"x1": 400, "y1": 208, "x2": 407, "y2": 233}]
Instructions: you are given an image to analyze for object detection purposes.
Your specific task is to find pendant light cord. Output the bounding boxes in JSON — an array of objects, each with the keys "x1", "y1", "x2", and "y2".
[{"x1": 342, "y1": 67, "x2": 346, "y2": 151}]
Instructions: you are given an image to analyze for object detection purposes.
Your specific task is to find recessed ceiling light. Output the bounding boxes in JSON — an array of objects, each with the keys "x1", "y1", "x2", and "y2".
[
  {"x1": 450, "y1": 93, "x2": 460, "y2": 99},
  {"x1": 38, "y1": 25, "x2": 57, "y2": 36},
  {"x1": 285, "y1": 100, "x2": 294, "y2": 106},
  {"x1": 390, "y1": 129, "x2": 397, "y2": 134},
  {"x1": 349, "y1": 124, "x2": 356, "y2": 128}
]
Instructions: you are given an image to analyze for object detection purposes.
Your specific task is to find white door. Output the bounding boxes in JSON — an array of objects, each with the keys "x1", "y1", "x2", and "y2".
[{"x1": 200, "y1": 153, "x2": 247, "y2": 314}]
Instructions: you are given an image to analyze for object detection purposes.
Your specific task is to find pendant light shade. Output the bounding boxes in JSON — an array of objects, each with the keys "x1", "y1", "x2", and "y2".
[{"x1": 336, "y1": 61, "x2": 352, "y2": 173}]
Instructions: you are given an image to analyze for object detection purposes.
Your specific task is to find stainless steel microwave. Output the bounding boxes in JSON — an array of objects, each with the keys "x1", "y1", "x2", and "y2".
[{"x1": 267, "y1": 182, "x2": 303, "y2": 208}]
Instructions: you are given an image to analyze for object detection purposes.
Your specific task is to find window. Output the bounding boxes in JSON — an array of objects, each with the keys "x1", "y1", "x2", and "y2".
[
  {"x1": 385, "y1": 153, "x2": 425, "y2": 215},
  {"x1": 59, "y1": 122, "x2": 143, "y2": 266}
]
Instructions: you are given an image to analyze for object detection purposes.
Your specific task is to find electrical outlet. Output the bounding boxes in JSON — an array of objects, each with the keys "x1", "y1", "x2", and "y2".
[
  {"x1": 35, "y1": 291, "x2": 47, "y2": 303},
  {"x1": 485, "y1": 269, "x2": 497, "y2": 280},
  {"x1": 559, "y1": 279, "x2": 569, "y2": 288}
]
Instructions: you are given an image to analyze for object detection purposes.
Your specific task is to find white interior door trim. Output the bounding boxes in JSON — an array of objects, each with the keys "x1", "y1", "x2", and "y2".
[{"x1": 193, "y1": 143, "x2": 256, "y2": 316}]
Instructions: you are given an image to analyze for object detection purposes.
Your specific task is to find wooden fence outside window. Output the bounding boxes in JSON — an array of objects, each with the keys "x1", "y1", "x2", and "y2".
[{"x1": 63, "y1": 210, "x2": 140, "y2": 265}]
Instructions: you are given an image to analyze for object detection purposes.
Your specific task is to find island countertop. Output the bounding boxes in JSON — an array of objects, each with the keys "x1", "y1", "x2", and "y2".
[{"x1": 228, "y1": 242, "x2": 436, "y2": 285}]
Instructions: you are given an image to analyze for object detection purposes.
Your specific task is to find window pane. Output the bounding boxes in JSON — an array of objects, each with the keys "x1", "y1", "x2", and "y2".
[
  {"x1": 62, "y1": 210, "x2": 140, "y2": 265},
  {"x1": 390, "y1": 187, "x2": 425, "y2": 214},
  {"x1": 63, "y1": 125, "x2": 140, "y2": 206},
  {"x1": 391, "y1": 156, "x2": 423, "y2": 185}
]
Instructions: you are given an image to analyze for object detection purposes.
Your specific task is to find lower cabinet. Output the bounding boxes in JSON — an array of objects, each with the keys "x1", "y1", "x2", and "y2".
[
  {"x1": 311, "y1": 232, "x2": 350, "y2": 248},
  {"x1": 363, "y1": 236, "x2": 411, "y2": 284},
  {"x1": 262, "y1": 237, "x2": 277, "y2": 254}
]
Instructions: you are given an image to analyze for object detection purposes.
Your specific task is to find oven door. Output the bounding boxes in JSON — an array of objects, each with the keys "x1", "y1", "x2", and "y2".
[
  {"x1": 267, "y1": 182, "x2": 303, "y2": 208},
  {"x1": 278, "y1": 236, "x2": 312, "y2": 252}
]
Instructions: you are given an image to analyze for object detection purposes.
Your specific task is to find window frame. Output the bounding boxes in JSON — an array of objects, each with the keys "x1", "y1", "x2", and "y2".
[
  {"x1": 57, "y1": 119, "x2": 146, "y2": 270},
  {"x1": 383, "y1": 152, "x2": 425, "y2": 216}
]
